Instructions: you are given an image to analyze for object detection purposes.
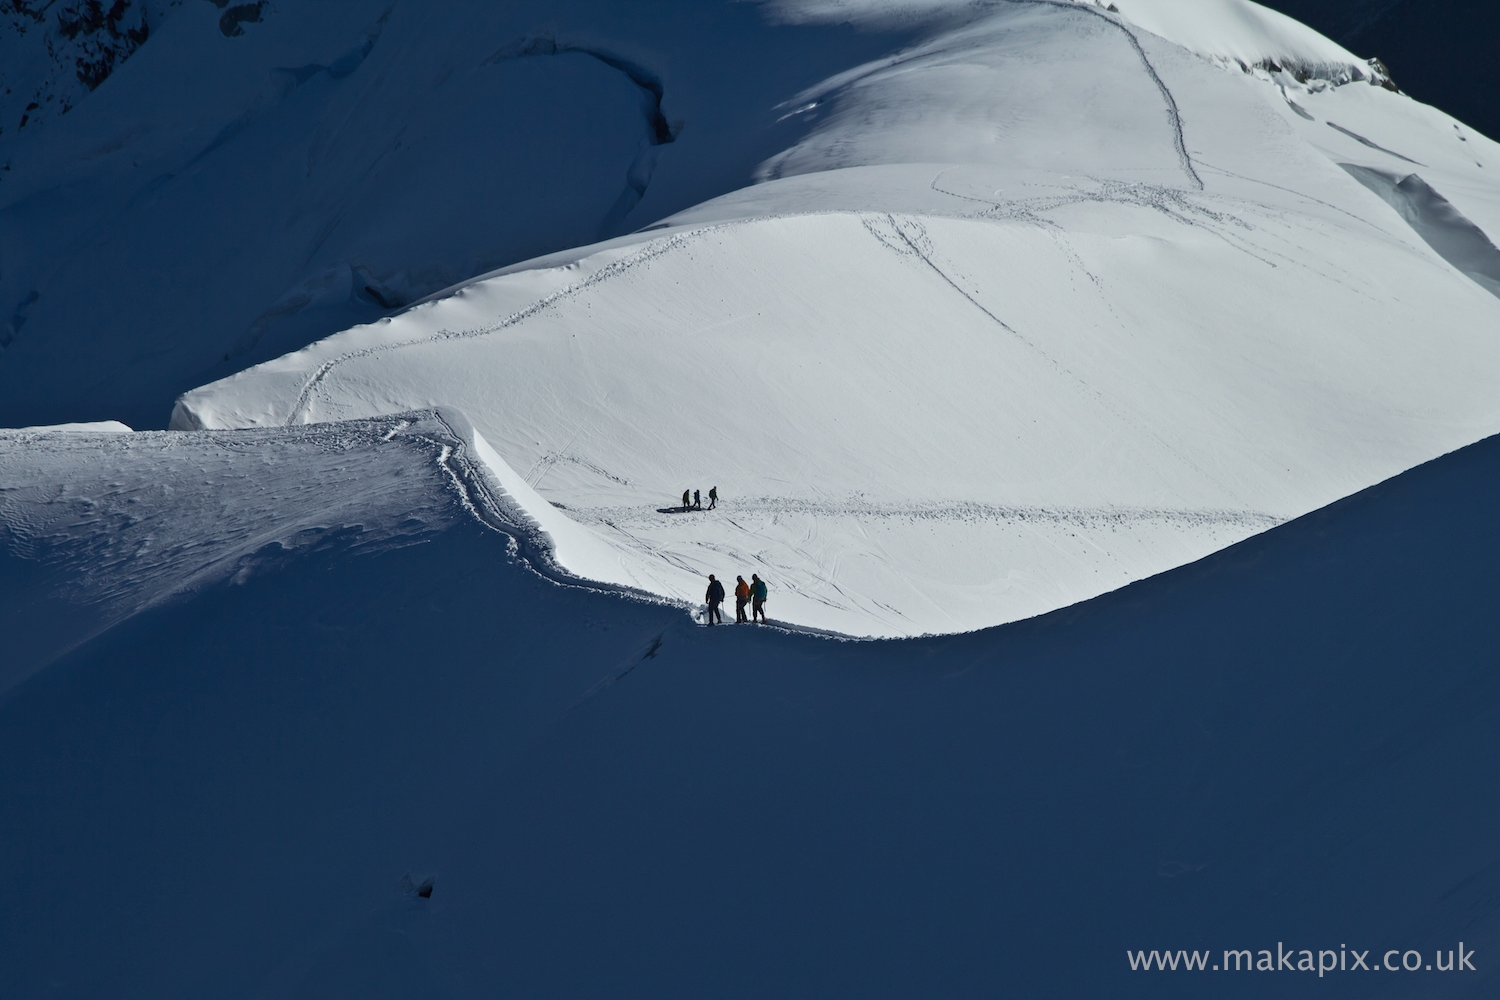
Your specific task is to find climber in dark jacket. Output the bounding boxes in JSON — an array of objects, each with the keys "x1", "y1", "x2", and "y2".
[{"x1": 705, "y1": 574, "x2": 725, "y2": 625}]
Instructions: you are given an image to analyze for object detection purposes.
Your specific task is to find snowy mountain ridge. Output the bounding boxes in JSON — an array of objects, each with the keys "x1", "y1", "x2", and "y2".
[
  {"x1": 0, "y1": 406, "x2": 689, "y2": 693},
  {"x1": 168, "y1": 0, "x2": 1500, "y2": 637},
  {"x1": 2, "y1": 0, "x2": 1498, "y2": 636},
  {"x1": 9, "y1": 333, "x2": 1500, "y2": 998},
  {"x1": 5, "y1": 3, "x2": 1500, "y2": 994},
  {"x1": 1108, "y1": 0, "x2": 1391, "y2": 84},
  {"x1": 773, "y1": 0, "x2": 1390, "y2": 83}
]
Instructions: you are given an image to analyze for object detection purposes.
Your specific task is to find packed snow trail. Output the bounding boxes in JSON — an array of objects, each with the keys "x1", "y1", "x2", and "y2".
[{"x1": 1024, "y1": 0, "x2": 1204, "y2": 190}]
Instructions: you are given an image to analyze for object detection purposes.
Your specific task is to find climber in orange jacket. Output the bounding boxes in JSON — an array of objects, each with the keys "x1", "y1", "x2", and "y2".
[{"x1": 734, "y1": 575, "x2": 751, "y2": 623}]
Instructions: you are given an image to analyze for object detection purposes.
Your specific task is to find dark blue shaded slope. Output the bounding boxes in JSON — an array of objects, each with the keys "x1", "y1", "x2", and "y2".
[
  {"x1": 4, "y1": 429, "x2": 1500, "y2": 997},
  {"x1": 0, "y1": 2, "x2": 918, "y2": 430}
]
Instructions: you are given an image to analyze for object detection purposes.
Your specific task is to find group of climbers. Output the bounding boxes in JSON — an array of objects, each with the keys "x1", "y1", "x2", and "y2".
[
  {"x1": 704, "y1": 573, "x2": 768, "y2": 625},
  {"x1": 672, "y1": 486, "x2": 765, "y2": 625},
  {"x1": 680, "y1": 486, "x2": 717, "y2": 510}
]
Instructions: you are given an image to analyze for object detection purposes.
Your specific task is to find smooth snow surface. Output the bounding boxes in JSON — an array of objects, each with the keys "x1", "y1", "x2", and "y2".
[
  {"x1": 176, "y1": 1, "x2": 1500, "y2": 637},
  {"x1": 4, "y1": 420, "x2": 133, "y2": 433},
  {"x1": 1109, "y1": 0, "x2": 1362, "y2": 70}
]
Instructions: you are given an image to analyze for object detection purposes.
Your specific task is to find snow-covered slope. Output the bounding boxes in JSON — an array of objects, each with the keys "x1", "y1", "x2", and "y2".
[
  {"x1": 0, "y1": 413, "x2": 465, "y2": 688},
  {"x1": 0, "y1": 406, "x2": 697, "y2": 694},
  {"x1": 5, "y1": 4, "x2": 1500, "y2": 993},
  {"x1": 0, "y1": 0, "x2": 181, "y2": 141},
  {"x1": 4, "y1": 394, "x2": 1499, "y2": 998},
  {"x1": 173, "y1": 0, "x2": 1500, "y2": 637},
  {"x1": 1111, "y1": 0, "x2": 1371, "y2": 75},
  {"x1": 0, "y1": 1, "x2": 917, "y2": 429}
]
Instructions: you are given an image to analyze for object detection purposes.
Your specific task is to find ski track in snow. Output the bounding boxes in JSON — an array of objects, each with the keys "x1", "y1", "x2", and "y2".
[
  {"x1": 926, "y1": 170, "x2": 1277, "y2": 272},
  {"x1": 571, "y1": 497, "x2": 1280, "y2": 530},
  {"x1": 1020, "y1": 0, "x2": 1203, "y2": 191},
  {"x1": 285, "y1": 225, "x2": 737, "y2": 425},
  {"x1": 860, "y1": 210, "x2": 1246, "y2": 505},
  {"x1": 1193, "y1": 158, "x2": 1390, "y2": 234},
  {"x1": 525, "y1": 450, "x2": 632, "y2": 491}
]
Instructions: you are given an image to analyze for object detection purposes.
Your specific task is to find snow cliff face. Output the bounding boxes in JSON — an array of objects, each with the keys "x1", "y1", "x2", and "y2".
[{"x1": 172, "y1": 0, "x2": 1500, "y2": 637}]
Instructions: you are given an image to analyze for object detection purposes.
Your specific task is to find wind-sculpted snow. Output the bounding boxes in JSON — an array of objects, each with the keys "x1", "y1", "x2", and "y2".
[
  {"x1": 1341, "y1": 165, "x2": 1500, "y2": 299},
  {"x1": 0, "y1": 410, "x2": 580, "y2": 691},
  {"x1": 0, "y1": 415, "x2": 448, "y2": 687}
]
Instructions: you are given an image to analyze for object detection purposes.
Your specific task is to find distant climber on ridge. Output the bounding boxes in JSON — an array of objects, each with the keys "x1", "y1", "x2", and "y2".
[
  {"x1": 705, "y1": 574, "x2": 725, "y2": 625},
  {"x1": 708, "y1": 487, "x2": 718, "y2": 510},
  {"x1": 682, "y1": 489, "x2": 690, "y2": 510},
  {"x1": 734, "y1": 575, "x2": 750, "y2": 623},
  {"x1": 693, "y1": 489, "x2": 701, "y2": 509}
]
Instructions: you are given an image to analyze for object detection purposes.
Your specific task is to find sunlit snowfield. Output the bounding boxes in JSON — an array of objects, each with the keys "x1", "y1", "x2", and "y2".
[{"x1": 167, "y1": 0, "x2": 1500, "y2": 636}]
